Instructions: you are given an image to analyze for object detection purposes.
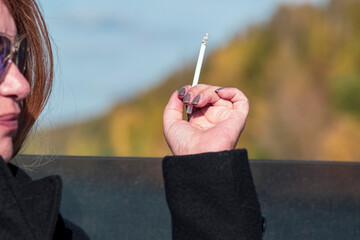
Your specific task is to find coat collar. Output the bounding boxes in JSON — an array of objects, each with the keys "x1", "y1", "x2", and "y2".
[{"x1": 0, "y1": 158, "x2": 63, "y2": 240}]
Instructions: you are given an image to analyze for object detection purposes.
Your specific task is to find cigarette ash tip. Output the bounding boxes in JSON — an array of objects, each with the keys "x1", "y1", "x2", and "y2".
[{"x1": 202, "y1": 33, "x2": 209, "y2": 45}]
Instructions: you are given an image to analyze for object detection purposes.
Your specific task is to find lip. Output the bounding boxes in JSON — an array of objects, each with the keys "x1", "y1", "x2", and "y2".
[{"x1": 0, "y1": 114, "x2": 19, "y2": 131}]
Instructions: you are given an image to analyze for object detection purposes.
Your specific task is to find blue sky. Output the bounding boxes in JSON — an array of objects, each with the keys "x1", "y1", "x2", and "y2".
[{"x1": 36, "y1": 0, "x2": 327, "y2": 127}]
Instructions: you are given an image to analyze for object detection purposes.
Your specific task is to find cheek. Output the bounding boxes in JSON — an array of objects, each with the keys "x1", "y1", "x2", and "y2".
[{"x1": 0, "y1": 135, "x2": 14, "y2": 162}]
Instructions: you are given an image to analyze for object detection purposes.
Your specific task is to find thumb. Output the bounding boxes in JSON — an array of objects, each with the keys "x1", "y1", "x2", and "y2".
[{"x1": 163, "y1": 90, "x2": 184, "y2": 133}]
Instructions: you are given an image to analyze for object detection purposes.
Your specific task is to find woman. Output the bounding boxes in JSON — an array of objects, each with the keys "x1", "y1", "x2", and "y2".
[{"x1": 0, "y1": 0, "x2": 263, "y2": 239}]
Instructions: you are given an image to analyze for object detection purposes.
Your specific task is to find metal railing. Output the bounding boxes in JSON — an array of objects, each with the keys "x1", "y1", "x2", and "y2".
[{"x1": 13, "y1": 155, "x2": 360, "y2": 240}]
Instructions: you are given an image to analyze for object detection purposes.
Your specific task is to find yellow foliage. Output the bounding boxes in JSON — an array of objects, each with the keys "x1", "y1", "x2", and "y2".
[
  {"x1": 24, "y1": 0, "x2": 360, "y2": 161},
  {"x1": 319, "y1": 116, "x2": 360, "y2": 161}
]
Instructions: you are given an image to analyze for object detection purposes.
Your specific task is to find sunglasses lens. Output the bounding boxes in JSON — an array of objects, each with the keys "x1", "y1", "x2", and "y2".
[
  {"x1": 16, "y1": 38, "x2": 27, "y2": 75},
  {"x1": 0, "y1": 36, "x2": 11, "y2": 78}
]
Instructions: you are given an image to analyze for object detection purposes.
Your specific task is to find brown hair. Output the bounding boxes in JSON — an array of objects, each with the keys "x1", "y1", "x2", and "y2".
[{"x1": 4, "y1": 0, "x2": 53, "y2": 156}]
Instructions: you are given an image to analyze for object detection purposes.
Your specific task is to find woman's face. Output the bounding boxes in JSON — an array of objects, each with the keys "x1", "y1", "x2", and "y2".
[{"x1": 0, "y1": 1, "x2": 30, "y2": 162}]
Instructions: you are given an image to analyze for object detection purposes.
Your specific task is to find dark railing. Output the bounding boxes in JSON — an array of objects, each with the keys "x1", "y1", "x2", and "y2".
[{"x1": 13, "y1": 155, "x2": 360, "y2": 240}]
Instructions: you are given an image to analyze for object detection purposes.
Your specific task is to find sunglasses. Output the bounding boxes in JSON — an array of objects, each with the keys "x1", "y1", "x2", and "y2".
[{"x1": 0, "y1": 33, "x2": 27, "y2": 80}]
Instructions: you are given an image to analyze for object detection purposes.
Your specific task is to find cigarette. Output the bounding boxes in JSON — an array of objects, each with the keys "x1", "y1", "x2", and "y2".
[{"x1": 187, "y1": 33, "x2": 209, "y2": 114}]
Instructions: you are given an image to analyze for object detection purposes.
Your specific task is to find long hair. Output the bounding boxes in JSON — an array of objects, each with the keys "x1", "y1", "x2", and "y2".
[{"x1": 4, "y1": 0, "x2": 53, "y2": 156}]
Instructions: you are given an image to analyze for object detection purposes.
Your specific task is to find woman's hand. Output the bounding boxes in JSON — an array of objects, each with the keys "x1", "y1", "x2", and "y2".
[{"x1": 163, "y1": 84, "x2": 249, "y2": 155}]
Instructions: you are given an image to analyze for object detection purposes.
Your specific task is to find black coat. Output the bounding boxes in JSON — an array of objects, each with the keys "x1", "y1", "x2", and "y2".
[
  {"x1": 0, "y1": 149, "x2": 263, "y2": 239},
  {"x1": 0, "y1": 156, "x2": 89, "y2": 240}
]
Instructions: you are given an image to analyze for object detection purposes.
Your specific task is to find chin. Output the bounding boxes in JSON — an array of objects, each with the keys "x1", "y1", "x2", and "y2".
[
  {"x1": 1, "y1": 151, "x2": 13, "y2": 162},
  {"x1": 0, "y1": 138, "x2": 14, "y2": 162}
]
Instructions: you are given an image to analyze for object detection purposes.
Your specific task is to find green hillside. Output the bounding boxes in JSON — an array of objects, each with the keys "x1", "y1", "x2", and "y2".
[{"x1": 24, "y1": 0, "x2": 360, "y2": 161}]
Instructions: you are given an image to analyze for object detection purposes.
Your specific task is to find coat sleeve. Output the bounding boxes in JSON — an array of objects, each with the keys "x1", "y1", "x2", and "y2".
[{"x1": 162, "y1": 149, "x2": 263, "y2": 240}]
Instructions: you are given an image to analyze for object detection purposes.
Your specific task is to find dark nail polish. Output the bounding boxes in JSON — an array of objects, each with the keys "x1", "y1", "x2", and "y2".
[
  {"x1": 186, "y1": 105, "x2": 193, "y2": 114},
  {"x1": 215, "y1": 87, "x2": 225, "y2": 93},
  {"x1": 178, "y1": 87, "x2": 186, "y2": 96},
  {"x1": 183, "y1": 93, "x2": 191, "y2": 103},
  {"x1": 192, "y1": 95, "x2": 201, "y2": 105}
]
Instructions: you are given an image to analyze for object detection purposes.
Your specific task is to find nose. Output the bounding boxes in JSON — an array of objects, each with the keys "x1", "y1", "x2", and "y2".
[{"x1": 0, "y1": 62, "x2": 30, "y2": 101}]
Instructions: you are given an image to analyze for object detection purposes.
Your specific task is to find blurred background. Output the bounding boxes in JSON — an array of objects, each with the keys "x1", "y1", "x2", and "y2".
[{"x1": 23, "y1": 0, "x2": 360, "y2": 161}]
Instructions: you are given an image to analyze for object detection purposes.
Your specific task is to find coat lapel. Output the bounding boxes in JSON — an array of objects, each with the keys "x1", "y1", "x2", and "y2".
[{"x1": 0, "y1": 159, "x2": 63, "y2": 240}]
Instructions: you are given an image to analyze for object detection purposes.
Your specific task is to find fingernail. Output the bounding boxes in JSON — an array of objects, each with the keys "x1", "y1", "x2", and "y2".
[
  {"x1": 192, "y1": 95, "x2": 201, "y2": 105},
  {"x1": 186, "y1": 105, "x2": 193, "y2": 114},
  {"x1": 178, "y1": 87, "x2": 186, "y2": 96},
  {"x1": 183, "y1": 93, "x2": 191, "y2": 103},
  {"x1": 215, "y1": 87, "x2": 225, "y2": 93}
]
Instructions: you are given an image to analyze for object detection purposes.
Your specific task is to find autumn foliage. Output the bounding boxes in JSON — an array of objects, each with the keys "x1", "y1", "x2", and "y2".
[{"x1": 25, "y1": 0, "x2": 360, "y2": 161}]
